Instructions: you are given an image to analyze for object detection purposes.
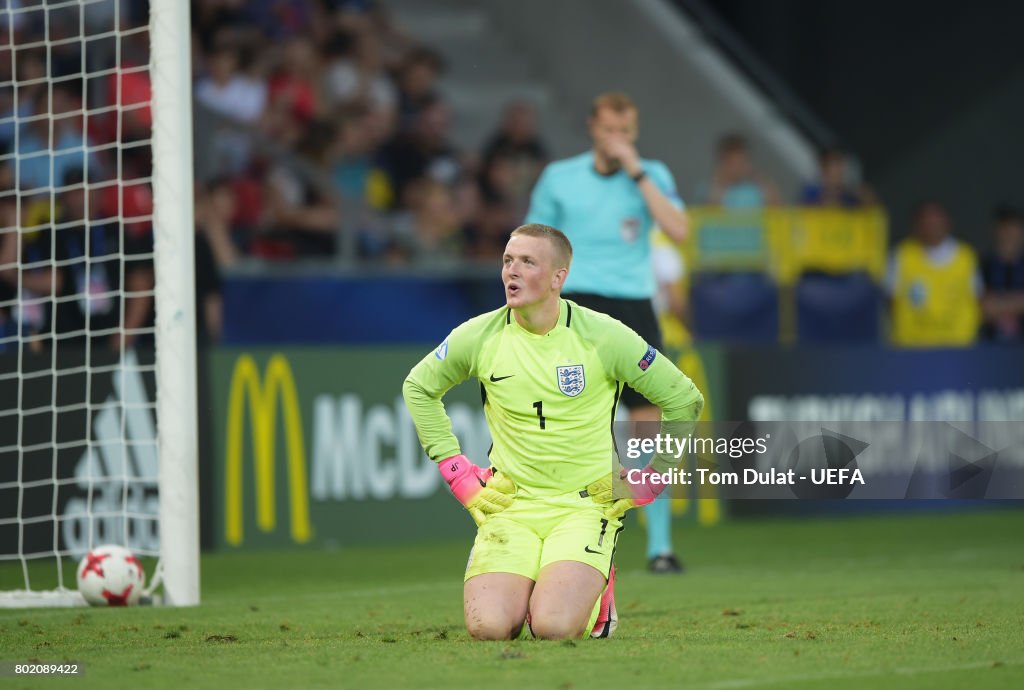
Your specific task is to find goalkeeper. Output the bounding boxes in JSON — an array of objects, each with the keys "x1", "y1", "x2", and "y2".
[{"x1": 402, "y1": 224, "x2": 703, "y2": 640}]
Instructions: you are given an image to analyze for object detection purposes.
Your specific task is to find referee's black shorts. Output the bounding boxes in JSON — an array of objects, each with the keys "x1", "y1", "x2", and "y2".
[{"x1": 564, "y1": 292, "x2": 663, "y2": 410}]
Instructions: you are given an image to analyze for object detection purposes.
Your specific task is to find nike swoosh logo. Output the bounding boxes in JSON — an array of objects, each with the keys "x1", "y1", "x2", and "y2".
[
  {"x1": 584, "y1": 546, "x2": 602, "y2": 554},
  {"x1": 489, "y1": 374, "x2": 514, "y2": 382}
]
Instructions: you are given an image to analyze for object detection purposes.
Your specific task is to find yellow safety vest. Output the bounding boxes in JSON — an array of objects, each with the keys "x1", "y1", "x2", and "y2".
[{"x1": 891, "y1": 240, "x2": 980, "y2": 346}]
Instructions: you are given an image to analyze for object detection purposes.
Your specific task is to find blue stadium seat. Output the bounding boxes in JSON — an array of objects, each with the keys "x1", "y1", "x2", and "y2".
[
  {"x1": 796, "y1": 271, "x2": 880, "y2": 343},
  {"x1": 691, "y1": 272, "x2": 779, "y2": 342}
]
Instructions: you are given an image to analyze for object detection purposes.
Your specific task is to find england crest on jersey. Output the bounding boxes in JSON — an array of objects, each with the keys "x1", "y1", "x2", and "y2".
[{"x1": 556, "y1": 365, "x2": 586, "y2": 397}]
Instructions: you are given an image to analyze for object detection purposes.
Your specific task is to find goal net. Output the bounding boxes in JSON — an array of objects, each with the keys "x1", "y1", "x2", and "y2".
[{"x1": 0, "y1": 0, "x2": 197, "y2": 607}]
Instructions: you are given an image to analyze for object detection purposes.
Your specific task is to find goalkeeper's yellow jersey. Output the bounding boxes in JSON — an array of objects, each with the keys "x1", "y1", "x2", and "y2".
[{"x1": 403, "y1": 299, "x2": 703, "y2": 497}]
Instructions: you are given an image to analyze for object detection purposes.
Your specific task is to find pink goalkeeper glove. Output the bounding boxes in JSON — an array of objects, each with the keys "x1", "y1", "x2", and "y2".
[
  {"x1": 438, "y1": 455, "x2": 516, "y2": 525},
  {"x1": 622, "y1": 465, "x2": 665, "y2": 507}
]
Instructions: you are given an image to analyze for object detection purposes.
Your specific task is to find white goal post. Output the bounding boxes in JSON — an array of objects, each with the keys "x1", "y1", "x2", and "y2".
[
  {"x1": 0, "y1": 0, "x2": 198, "y2": 607},
  {"x1": 151, "y1": 0, "x2": 199, "y2": 608}
]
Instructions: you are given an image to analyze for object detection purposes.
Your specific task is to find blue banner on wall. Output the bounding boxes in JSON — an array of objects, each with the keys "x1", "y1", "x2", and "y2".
[
  {"x1": 723, "y1": 345, "x2": 1024, "y2": 515},
  {"x1": 223, "y1": 275, "x2": 504, "y2": 345},
  {"x1": 726, "y1": 345, "x2": 1024, "y2": 419}
]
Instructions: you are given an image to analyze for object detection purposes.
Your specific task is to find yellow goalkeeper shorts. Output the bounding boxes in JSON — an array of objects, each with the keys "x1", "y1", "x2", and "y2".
[{"x1": 464, "y1": 489, "x2": 623, "y2": 583}]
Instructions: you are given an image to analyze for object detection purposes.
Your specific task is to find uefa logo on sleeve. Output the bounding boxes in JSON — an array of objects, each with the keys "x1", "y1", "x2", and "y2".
[{"x1": 637, "y1": 345, "x2": 656, "y2": 371}]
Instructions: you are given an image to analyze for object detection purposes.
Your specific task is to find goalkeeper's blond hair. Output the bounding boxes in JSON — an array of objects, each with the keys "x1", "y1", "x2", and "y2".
[{"x1": 510, "y1": 224, "x2": 573, "y2": 269}]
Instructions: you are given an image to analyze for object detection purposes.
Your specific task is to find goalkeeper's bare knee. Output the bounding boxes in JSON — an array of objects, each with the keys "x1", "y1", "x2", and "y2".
[
  {"x1": 465, "y1": 617, "x2": 524, "y2": 641},
  {"x1": 528, "y1": 616, "x2": 587, "y2": 641}
]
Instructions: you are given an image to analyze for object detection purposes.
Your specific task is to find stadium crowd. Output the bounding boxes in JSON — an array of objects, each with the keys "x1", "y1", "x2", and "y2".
[
  {"x1": 1, "y1": 0, "x2": 1022, "y2": 347},
  {"x1": 1, "y1": 1, "x2": 156, "y2": 351},
  {"x1": 189, "y1": 0, "x2": 549, "y2": 266}
]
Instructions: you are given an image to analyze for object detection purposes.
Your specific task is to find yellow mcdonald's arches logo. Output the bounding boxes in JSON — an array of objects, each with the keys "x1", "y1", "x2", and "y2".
[{"x1": 225, "y1": 354, "x2": 312, "y2": 545}]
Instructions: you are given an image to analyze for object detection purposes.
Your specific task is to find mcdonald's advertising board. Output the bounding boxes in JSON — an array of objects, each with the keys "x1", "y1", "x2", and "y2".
[{"x1": 209, "y1": 347, "x2": 495, "y2": 549}]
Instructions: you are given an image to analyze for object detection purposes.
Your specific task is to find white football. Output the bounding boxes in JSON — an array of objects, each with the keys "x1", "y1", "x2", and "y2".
[{"x1": 76, "y1": 545, "x2": 145, "y2": 606}]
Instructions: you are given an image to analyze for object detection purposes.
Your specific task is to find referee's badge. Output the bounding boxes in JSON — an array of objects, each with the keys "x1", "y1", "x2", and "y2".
[
  {"x1": 556, "y1": 365, "x2": 586, "y2": 397},
  {"x1": 620, "y1": 217, "x2": 640, "y2": 243}
]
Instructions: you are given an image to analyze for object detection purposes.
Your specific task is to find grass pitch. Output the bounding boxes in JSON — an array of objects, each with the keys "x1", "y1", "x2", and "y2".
[{"x1": 2, "y1": 508, "x2": 1023, "y2": 690}]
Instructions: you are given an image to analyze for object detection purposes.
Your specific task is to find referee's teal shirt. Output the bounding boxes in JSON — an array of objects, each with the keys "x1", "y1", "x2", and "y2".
[{"x1": 525, "y1": 151, "x2": 684, "y2": 299}]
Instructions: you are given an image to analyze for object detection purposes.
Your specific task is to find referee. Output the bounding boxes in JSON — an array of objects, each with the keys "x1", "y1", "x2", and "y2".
[{"x1": 525, "y1": 92, "x2": 689, "y2": 574}]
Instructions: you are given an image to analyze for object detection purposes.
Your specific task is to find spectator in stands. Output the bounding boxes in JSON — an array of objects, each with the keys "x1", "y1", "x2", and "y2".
[
  {"x1": 887, "y1": 200, "x2": 981, "y2": 347},
  {"x1": 192, "y1": 37, "x2": 267, "y2": 175},
  {"x1": 50, "y1": 169, "x2": 119, "y2": 350},
  {"x1": 194, "y1": 41, "x2": 268, "y2": 125},
  {"x1": 378, "y1": 95, "x2": 462, "y2": 209},
  {"x1": 394, "y1": 46, "x2": 444, "y2": 132},
  {"x1": 265, "y1": 36, "x2": 321, "y2": 142},
  {"x1": 326, "y1": 104, "x2": 395, "y2": 257},
  {"x1": 254, "y1": 120, "x2": 341, "y2": 259},
  {"x1": 390, "y1": 178, "x2": 467, "y2": 263},
  {"x1": 0, "y1": 168, "x2": 151, "y2": 352},
  {"x1": 482, "y1": 100, "x2": 549, "y2": 172},
  {"x1": 0, "y1": 212, "x2": 50, "y2": 350},
  {"x1": 69, "y1": 168, "x2": 155, "y2": 353},
  {"x1": 196, "y1": 178, "x2": 241, "y2": 270},
  {"x1": 331, "y1": 103, "x2": 392, "y2": 206},
  {"x1": 323, "y1": 29, "x2": 397, "y2": 121},
  {"x1": 479, "y1": 151, "x2": 518, "y2": 210},
  {"x1": 252, "y1": 0, "x2": 327, "y2": 43},
  {"x1": 328, "y1": 0, "x2": 415, "y2": 65},
  {"x1": 187, "y1": 0, "x2": 577, "y2": 268},
  {"x1": 702, "y1": 133, "x2": 779, "y2": 208},
  {"x1": 481, "y1": 100, "x2": 549, "y2": 217},
  {"x1": 84, "y1": 0, "x2": 148, "y2": 33},
  {"x1": 111, "y1": 32, "x2": 154, "y2": 144},
  {"x1": 0, "y1": 50, "x2": 42, "y2": 152},
  {"x1": 225, "y1": 157, "x2": 271, "y2": 253},
  {"x1": 0, "y1": 0, "x2": 29, "y2": 35},
  {"x1": 194, "y1": 181, "x2": 234, "y2": 344},
  {"x1": 193, "y1": 0, "x2": 257, "y2": 54},
  {"x1": 471, "y1": 151, "x2": 523, "y2": 256},
  {"x1": 0, "y1": 52, "x2": 24, "y2": 150},
  {"x1": 0, "y1": 162, "x2": 20, "y2": 349},
  {"x1": 44, "y1": 5, "x2": 86, "y2": 79},
  {"x1": 17, "y1": 87, "x2": 101, "y2": 192},
  {"x1": 980, "y1": 205, "x2": 1024, "y2": 342},
  {"x1": 799, "y1": 148, "x2": 875, "y2": 207},
  {"x1": 0, "y1": 159, "x2": 11, "y2": 198},
  {"x1": 461, "y1": 180, "x2": 518, "y2": 263}
]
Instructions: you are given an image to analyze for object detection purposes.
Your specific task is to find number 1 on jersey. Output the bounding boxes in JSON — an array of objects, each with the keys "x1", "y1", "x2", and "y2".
[{"x1": 532, "y1": 400, "x2": 546, "y2": 429}]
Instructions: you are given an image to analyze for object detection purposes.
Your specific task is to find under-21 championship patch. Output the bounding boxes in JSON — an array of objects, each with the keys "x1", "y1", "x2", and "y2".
[
  {"x1": 435, "y1": 338, "x2": 449, "y2": 360},
  {"x1": 557, "y1": 365, "x2": 586, "y2": 397},
  {"x1": 638, "y1": 345, "x2": 657, "y2": 371}
]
